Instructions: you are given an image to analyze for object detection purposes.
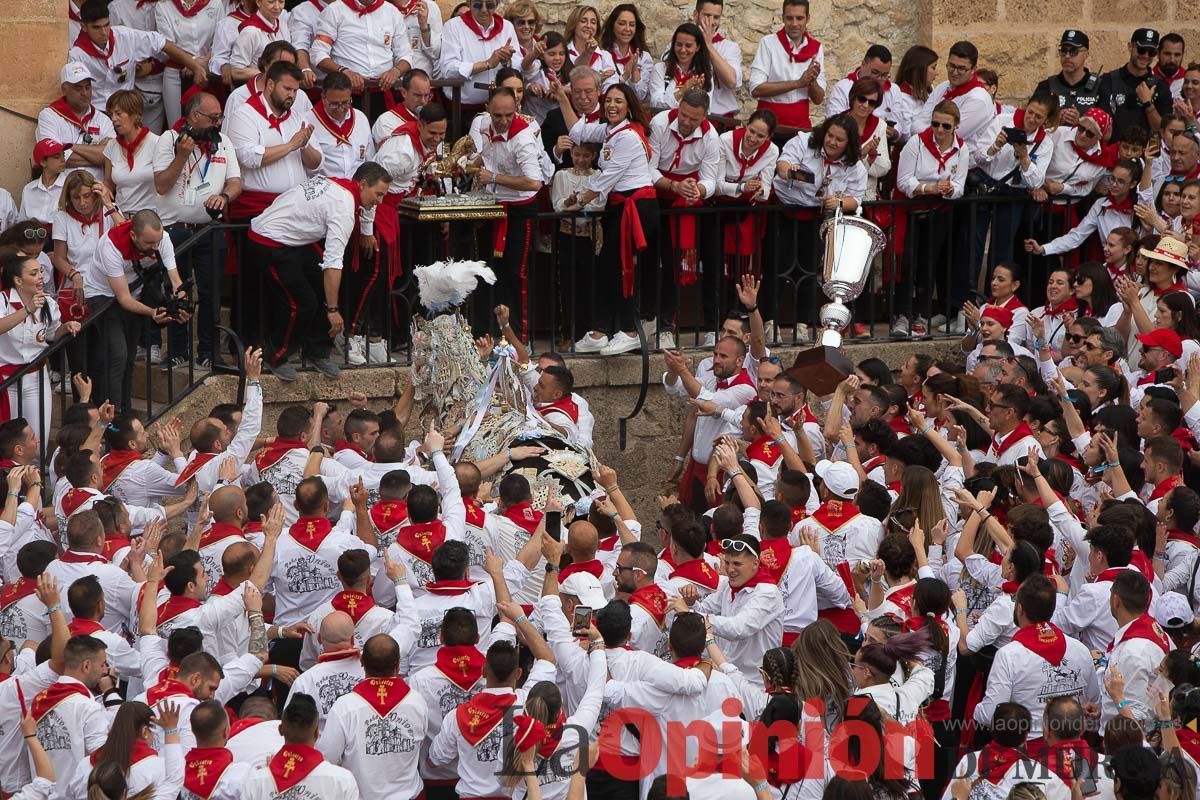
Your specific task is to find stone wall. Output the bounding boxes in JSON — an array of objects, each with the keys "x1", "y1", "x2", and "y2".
[{"x1": 0, "y1": 1, "x2": 66, "y2": 199}]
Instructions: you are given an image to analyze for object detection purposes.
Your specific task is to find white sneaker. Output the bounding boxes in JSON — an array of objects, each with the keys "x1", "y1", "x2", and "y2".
[
  {"x1": 367, "y1": 339, "x2": 388, "y2": 364},
  {"x1": 930, "y1": 314, "x2": 947, "y2": 330},
  {"x1": 642, "y1": 318, "x2": 657, "y2": 336},
  {"x1": 795, "y1": 323, "x2": 811, "y2": 342},
  {"x1": 950, "y1": 312, "x2": 967, "y2": 334},
  {"x1": 763, "y1": 319, "x2": 779, "y2": 341},
  {"x1": 136, "y1": 346, "x2": 148, "y2": 362},
  {"x1": 601, "y1": 331, "x2": 641, "y2": 355},
  {"x1": 574, "y1": 333, "x2": 608, "y2": 353},
  {"x1": 890, "y1": 315, "x2": 911, "y2": 338},
  {"x1": 347, "y1": 335, "x2": 366, "y2": 366},
  {"x1": 701, "y1": 332, "x2": 716, "y2": 348},
  {"x1": 657, "y1": 332, "x2": 676, "y2": 350},
  {"x1": 149, "y1": 345, "x2": 163, "y2": 365}
]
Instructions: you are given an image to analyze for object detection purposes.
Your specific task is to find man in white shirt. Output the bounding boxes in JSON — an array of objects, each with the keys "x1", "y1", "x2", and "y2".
[
  {"x1": 919, "y1": 40, "x2": 997, "y2": 160},
  {"x1": 182, "y1": 699, "x2": 253, "y2": 800},
  {"x1": 180, "y1": 350, "x2": 263, "y2": 498},
  {"x1": 981, "y1": 384, "x2": 1043, "y2": 467},
  {"x1": 612, "y1": 541, "x2": 670, "y2": 657},
  {"x1": 246, "y1": 161, "x2": 390, "y2": 380},
  {"x1": 1102, "y1": 570, "x2": 1172, "y2": 726},
  {"x1": 1055, "y1": 524, "x2": 1148, "y2": 652},
  {"x1": 436, "y1": 0, "x2": 520, "y2": 111},
  {"x1": 306, "y1": 72, "x2": 376, "y2": 180},
  {"x1": 153, "y1": 91, "x2": 243, "y2": 368},
  {"x1": 371, "y1": 69, "x2": 434, "y2": 146},
  {"x1": 37, "y1": 63, "x2": 116, "y2": 181},
  {"x1": 748, "y1": 0, "x2": 825, "y2": 130},
  {"x1": 45, "y1": 510, "x2": 141, "y2": 630},
  {"x1": 318, "y1": 634, "x2": 428, "y2": 800},
  {"x1": 310, "y1": 0, "x2": 413, "y2": 99},
  {"x1": 0, "y1": 541, "x2": 57, "y2": 646},
  {"x1": 29, "y1": 634, "x2": 109, "y2": 793},
  {"x1": 64, "y1": 575, "x2": 142, "y2": 682},
  {"x1": 806, "y1": 459, "x2": 883, "y2": 572},
  {"x1": 242, "y1": 693, "x2": 359, "y2": 800},
  {"x1": 286, "y1": 612, "x2": 366, "y2": 730},
  {"x1": 693, "y1": 0, "x2": 743, "y2": 117}
]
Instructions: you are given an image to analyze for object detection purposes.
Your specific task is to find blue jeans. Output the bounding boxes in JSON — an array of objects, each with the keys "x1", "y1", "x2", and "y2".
[{"x1": 167, "y1": 223, "x2": 223, "y2": 361}]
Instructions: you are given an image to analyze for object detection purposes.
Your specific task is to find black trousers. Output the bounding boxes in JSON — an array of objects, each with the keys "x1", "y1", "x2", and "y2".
[
  {"x1": 345, "y1": 245, "x2": 389, "y2": 340},
  {"x1": 598, "y1": 197, "x2": 660, "y2": 334},
  {"x1": 246, "y1": 240, "x2": 332, "y2": 366},
  {"x1": 897, "y1": 209, "x2": 951, "y2": 321},
  {"x1": 85, "y1": 298, "x2": 142, "y2": 412},
  {"x1": 495, "y1": 200, "x2": 539, "y2": 342},
  {"x1": 556, "y1": 229, "x2": 600, "y2": 341},
  {"x1": 764, "y1": 212, "x2": 819, "y2": 327}
]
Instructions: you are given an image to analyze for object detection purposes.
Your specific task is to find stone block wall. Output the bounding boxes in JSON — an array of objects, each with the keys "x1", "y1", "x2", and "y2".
[{"x1": 0, "y1": 1, "x2": 66, "y2": 199}]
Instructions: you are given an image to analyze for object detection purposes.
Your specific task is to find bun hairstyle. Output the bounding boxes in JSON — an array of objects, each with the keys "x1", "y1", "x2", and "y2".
[{"x1": 855, "y1": 627, "x2": 930, "y2": 683}]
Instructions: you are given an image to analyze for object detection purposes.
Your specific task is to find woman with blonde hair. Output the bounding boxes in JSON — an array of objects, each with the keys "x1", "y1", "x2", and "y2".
[
  {"x1": 891, "y1": 465, "x2": 947, "y2": 540},
  {"x1": 791, "y1": 619, "x2": 854, "y2": 735},
  {"x1": 504, "y1": 0, "x2": 543, "y2": 67},
  {"x1": 563, "y1": 5, "x2": 616, "y2": 88}
]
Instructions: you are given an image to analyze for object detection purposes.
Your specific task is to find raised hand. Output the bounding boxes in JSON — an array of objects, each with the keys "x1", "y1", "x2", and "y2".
[
  {"x1": 423, "y1": 421, "x2": 445, "y2": 455},
  {"x1": 35, "y1": 574, "x2": 59, "y2": 609}
]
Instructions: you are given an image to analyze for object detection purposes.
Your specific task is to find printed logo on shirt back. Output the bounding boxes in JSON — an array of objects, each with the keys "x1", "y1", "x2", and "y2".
[
  {"x1": 0, "y1": 606, "x2": 28, "y2": 641},
  {"x1": 285, "y1": 555, "x2": 340, "y2": 595},
  {"x1": 364, "y1": 714, "x2": 417, "y2": 756},
  {"x1": 317, "y1": 672, "x2": 360, "y2": 713},
  {"x1": 36, "y1": 712, "x2": 72, "y2": 752}
]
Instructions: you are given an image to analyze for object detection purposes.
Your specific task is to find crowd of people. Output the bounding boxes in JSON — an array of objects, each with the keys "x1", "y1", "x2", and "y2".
[{"x1": 2, "y1": 1, "x2": 1200, "y2": 800}]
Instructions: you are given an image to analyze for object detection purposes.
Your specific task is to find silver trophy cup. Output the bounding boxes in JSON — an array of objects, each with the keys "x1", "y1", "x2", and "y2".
[{"x1": 816, "y1": 207, "x2": 887, "y2": 347}]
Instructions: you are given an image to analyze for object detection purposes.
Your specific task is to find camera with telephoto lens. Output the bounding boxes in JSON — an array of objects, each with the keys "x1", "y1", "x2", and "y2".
[
  {"x1": 162, "y1": 279, "x2": 195, "y2": 320},
  {"x1": 177, "y1": 125, "x2": 222, "y2": 147}
]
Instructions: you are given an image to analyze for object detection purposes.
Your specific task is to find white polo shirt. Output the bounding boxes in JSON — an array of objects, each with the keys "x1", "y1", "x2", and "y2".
[
  {"x1": 229, "y1": 12, "x2": 290, "y2": 71},
  {"x1": 153, "y1": 128, "x2": 242, "y2": 225},
  {"x1": 709, "y1": 36, "x2": 743, "y2": 117},
  {"x1": 68, "y1": 26, "x2": 167, "y2": 113},
  {"x1": 0, "y1": 290, "x2": 62, "y2": 369},
  {"x1": 88, "y1": 221, "x2": 180, "y2": 300},
  {"x1": 51, "y1": 208, "x2": 116, "y2": 296},
  {"x1": 436, "y1": 13, "x2": 520, "y2": 106},
  {"x1": 102, "y1": 130, "x2": 161, "y2": 212},
  {"x1": 305, "y1": 104, "x2": 376, "y2": 180},
  {"x1": 226, "y1": 92, "x2": 319, "y2": 194},
  {"x1": 773, "y1": 131, "x2": 868, "y2": 207},
  {"x1": 398, "y1": 0, "x2": 443, "y2": 75},
  {"x1": 309, "y1": 0, "x2": 414, "y2": 79},
  {"x1": 375, "y1": 124, "x2": 436, "y2": 196}
]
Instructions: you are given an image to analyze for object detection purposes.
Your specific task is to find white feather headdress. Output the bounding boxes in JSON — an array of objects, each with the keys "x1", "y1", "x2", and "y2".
[{"x1": 414, "y1": 260, "x2": 496, "y2": 313}]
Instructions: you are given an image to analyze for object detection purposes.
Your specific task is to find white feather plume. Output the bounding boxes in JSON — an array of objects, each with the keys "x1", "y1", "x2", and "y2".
[{"x1": 415, "y1": 260, "x2": 496, "y2": 313}]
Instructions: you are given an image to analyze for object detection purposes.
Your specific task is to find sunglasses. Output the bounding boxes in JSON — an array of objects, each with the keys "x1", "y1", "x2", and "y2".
[
  {"x1": 721, "y1": 538, "x2": 759, "y2": 555},
  {"x1": 513, "y1": 17, "x2": 537, "y2": 25},
  {"x1": 1137, "y1": 46, "x2": 1158, "y2": 56},
  {"x1": 613, "y1": 564, "x2": 645, "y2": 575},
  {"x1": 471, "y1": 1, "x2": 497, "y2": 9},
  {"x1": 1082, "y1": 341, "x2": 1100, "y2": 350},
  {"x1": 930, "y1": 121, "x2": 955, "y2": 130},
  {"x1": 1066, "y1": 333, "x2": 1085, "y2": 343},
  {"x1": 760, "y1": 356, "x2": 782, "y2": 365},
  {"x1": 1077, "y1": 127, "x2": 1098, "y2": 139},
  {"x1": 1072, "y1": 275, "x2": 1088, "y2": 284},
  {"x1": 1058, "y1": 47, "x2": 1083, "y2": 56},
  {"x1": 977, "y1": 354, "x2": 1000, "y2": 362},
  {"x1": 854, "y1": 95, "x2": 881, "y2": 108}
]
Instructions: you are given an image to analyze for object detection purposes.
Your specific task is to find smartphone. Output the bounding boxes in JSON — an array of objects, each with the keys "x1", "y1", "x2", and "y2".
[
  {"x1": 1073, "y1": 754, "x2": 1099, "y2": 797},
  {"x1": 572, "y1": 606, "x2": 592, "y2": 636},
  {"x1": 546, "y1": 510, "x2": 562, "y2": 541},
  {"x1": 1002, "y1": 126, "x2": 1028, "y2": 145}
]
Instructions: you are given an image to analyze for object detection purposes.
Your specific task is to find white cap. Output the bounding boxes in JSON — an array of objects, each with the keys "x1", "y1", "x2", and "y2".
[
  {"x1": 1155, "y1": 591, "x2": 1194, "y2": 630},
  {"x1": 560, "y1": 572, "x2": 607, "y2": 609},
  {"x1": 815, "y1": 459, "x2": 860, "y2": 500},
  {"x1": 60, "y1": 62, "x2": 92, "y2": 85}
]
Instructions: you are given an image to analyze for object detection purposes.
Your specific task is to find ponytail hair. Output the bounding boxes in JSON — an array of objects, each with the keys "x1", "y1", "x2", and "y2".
[
  {"x1": 910, "y1": 579, "x2": 950, "y2": 657},
  {"x1": 87, "y1": 761, "x2": 155, "y2": 800},
  {"x1": 856, "y1": 627, "x2": 930, "y2": 682},
  {"x1": 760, "y1": 647, "x2": 797, "y2": 694}
]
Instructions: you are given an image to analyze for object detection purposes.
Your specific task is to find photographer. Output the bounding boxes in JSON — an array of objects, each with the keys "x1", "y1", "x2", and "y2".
[
  {"x1": 88, "y1": 209, "x2": 188, "y2": 411},
  {"x1": 153, "y1": 91, "x2": 242, "y2": 371}
]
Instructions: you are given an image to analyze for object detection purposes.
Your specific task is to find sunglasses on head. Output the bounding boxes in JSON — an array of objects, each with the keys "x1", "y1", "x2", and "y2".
[
  {"x1": 760, "y1": 356, "x2": 782, "y2": 365},
  {"x1": 721, "y1": 538, "x2": 758, "y2": 555},
  {"x1": 930, "y1": 121, "x2": 955, "y2": 131},
  {"x1": 854, "y1": 95, "x2": 881, "y2": 108}
]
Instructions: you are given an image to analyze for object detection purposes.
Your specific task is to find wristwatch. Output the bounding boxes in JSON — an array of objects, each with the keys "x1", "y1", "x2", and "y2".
[
  {"x1": 545, "y1": 563, "x2": 558, "y2": 573},
  {"x1": 325, "y1": 305, "x2": 339, "y2": 313}
]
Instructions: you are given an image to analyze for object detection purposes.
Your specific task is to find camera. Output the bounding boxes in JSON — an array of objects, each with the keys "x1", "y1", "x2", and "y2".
[
  {"x1": 178, "y1": 125, "x2": 221, "y2": 147},
  {"x1": 162, "y1": 280, "x2": 195, "y2": 320},
  {"x1": 1002, "y1": 126, "x2": 1029, "y2": 146}
]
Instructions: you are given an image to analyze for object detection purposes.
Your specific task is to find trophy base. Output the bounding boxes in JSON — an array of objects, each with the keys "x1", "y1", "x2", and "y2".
[{"x1": 789, "y1": 345, "x2": 854, "y2": 396}]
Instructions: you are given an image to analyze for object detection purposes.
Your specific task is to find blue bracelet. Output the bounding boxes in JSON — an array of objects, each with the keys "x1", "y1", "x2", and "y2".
[{"x1": 513, "y1": 614, "x2": 528, "y2": 627}]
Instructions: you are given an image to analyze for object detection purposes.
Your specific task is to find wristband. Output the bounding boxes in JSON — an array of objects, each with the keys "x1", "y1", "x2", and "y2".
[
  {"x1": 23, "y1": 734, "x2": 36, "y2": 739},
  {"x1": 301, "y1": 67, "x2": 314, "y2": 74},
  {"x1": 771, "y1": 437, "x2": 784, "y2": 447},
  {"x1": 954, "y1": 608, "x2": 966, "y2": 616},
  {"x1": 393, "y1": 574, "x2": 408, "y2": 586},
  {"x1": 673, "y1": 455, "x2": 686, "y2": 463},
  {"x1": 46, "y1": 604, "x2": 60, "y2": 615},
  {"x1": 1154, "y1": 719, "x2": 1177, "y2": 730},
  {"x1": 1106, "y1": 461, "x2": 1121, "y2": 469},
  {"x1": 1117, "y1": 699, "x2": 1132, "y2": 710},
  {"x1": 1061, "y1": 394, "x2": 1075, "y2": 405},
  {"x1": 609, "y1": 511, "x2": 620, "y2": 520},
  {"x1": 753, "y1": 780, "x2": 770, "y2": 794},
  {"x1": 726, "y1": 468, "x2": 742, "y2": 480},
  {"x1": 164, "y1": 727, "x2": 179, "y2": 735},
  {"x1": 705, "y1": 638, "x2": 716, "y2": 646},
  {"x1": 1155, "y1": 550, "x2": 1167, "y2": 558},
  {"x1": 513, "y1": 613, "x2": 528, "y2": 627},
  {"x1": 744, "y1": 305, "x2": 758, "y2": 313},
  {"x1": 271, "y1": 665, "x2": 278, "y2": 678}
]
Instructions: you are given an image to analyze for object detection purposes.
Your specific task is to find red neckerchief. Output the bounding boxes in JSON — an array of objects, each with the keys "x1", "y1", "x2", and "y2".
[
  {"x1": 370, "y1": 500, "x2": 409, "y2": 534},
  {"x1": 352, "y1": 676, "x2": 411, "y2": 716},
  {"x1": 786, "y1": 406, "x2": 820, "y2": 429},
  {"x1": 863, "y1": 455, "x2": 886, "y2": 472},
  {"x1": 343, "y1": 0, "x2": 386, "y2": 14},
  {"x1": 774, "y1": 29, "x2": 820, "y2": 62},
  {"x1": 68, "y1": 618, "x2": 104, "y2": 636},
  {"x1": 1055, "y1": 453, "x2": 1084, "y2": 474},
  {"x1": 334, "y1": 440, "x2": 372, "y2": 461},
  {"x1": 108, "y1": 220, "x2": 158, "y2": 265},
  {"x1": 171, "y1": 0, "x2": 215, "y2": 17},
  {"x1": 66, "y1": 206, "x2": 102, "y2": 236},
  {"x1": 457, "y1": 691, "x2": 517, "y2": 745},
  {"x1": 31, "y1": 681, "x2": 91, "y2": 721},
  {"x1": 537, "y1": 395, "x2": 580, "y2": 423},
  {"x1": 147, "y1": 677, "x2": 194, "y2": 705},
  {"x1": 227, "y1": 717, "x2": 262, "y2": 737},
  {"x1": 1045, "y1": 740, "x2": 1094, "y2": 784},
  {"x1": 1094, "y1": 566, "x2": 1129, "y2": 583},
  {"x1": 463, "y1": 497, "x2": 486, "y2": 529},
  {"x1": 1155, "y1": 65, "x2": 1183, "y2": 82},
  {"x1": 1107, "y1": 613, "x2": 1171, "y2": 655},
  {"x1": 227, "y1": 6, "x2": 251, "y2": 22},
  {"x1": 199, "y1": 522, "x2": 246, "y2": 550},
  {"x1": 435, "y1": 645, "x2": 485, "y2": 691},
  {"x1": 393, "y1": 0, "x2": 421, "y2": 14},
  {"x1": 583, "y1": 105, "x2": 602, "y2": 123},
  {"x1": 100, "y1": 449, "x2": 142, "y2": 490},
  {"x1": 245, "y1": 89, "x2": 289, "y2": 133},
  {"x1": 171, "y1": 117, "x2": 213, "y2": 157},
  {"x1": 674, "y1": 656, "x2": 705, "y2": 669},
  {"x1": 209, "y1": 578, "x2": 236, "y2": 597},
  {"x1": 535, "y1": 709, "x2": 568, "y2": 759},
  {"x1": 1170, "y1": 164, "x2": 1200, "y2": 182},
  {"x1": 289, "y1": 517, "x2": 335, "y2": 552},
  {"x1": 1150, "y1": 474, "x2": 1184, "y2": 502},
  {"x1": 91, "y1": 739, "x2": 156, "y2": 768},
  {"x1": 316, "y1": 647, "x2": 360, "y2": 665},
  {"x1": 756, "y1": 538, "x2": 793, "y2": 585},
  {"x1": 1168, "y1": 528, "x2": 1200, "y2": 548},
  {"x1": 73, "y1": 29, "x2": 114, "y2": 63},
  {"x1": 715, "y1": 368, "x2": 756, "y2": 391},
  {"x1": 459, "y1": 9, "x2": 504, "y2": 41},
  {"x1": 610, "y1": 46, "x2": 637, "y2": 66},
  {"x1": 731, "y1": 127, "x2": 771, "y2": 184},
  {"x1": 423, "y1": 579, "x2": 478, "y2": 595},
  {"x1": 671, "y1": 65, "x2": 700, "y2": 88},
  {"x1": 884, "y1": 581, "x2": 916, "y2": 616},
  {"x1": 393, "y1": 119, "x2": 428, "y2": 159},
  {"x1": 812, "y1": 499, "x2": 861, "y2": 532},
  {"x1": 485, "y1": 115, "x2": 530, "y2": 144},
  {"x1": 901, "y1": 614, "x2": 949, "y2": 641},
  {"x1": 1011, "y1": 621, "x2": 1068, "y2": 666},
  {"x1": 665, "y1": 109, "x2": 712, "y2": 173},
  {"x1": 598, "y1": 535, "x2": 619, "y2": 551},
  {"x1": 1105, "y1": 192, "x2": 1135, "y2": 214},
  {"x1": 176, "y1": 451, "x2": 217, "y2": 486},
  {"x1": 116, "y1": 127, "x2": 151, "y2": 171},
  {"x1": 1045, "y1": 296, "x2": 1079, "y2": 316},
  {"x1": 269, "y1": 744, "x2": 324, "y2": 793},
  {"x1": 331, "y1": 590, "x2": 376, "y2": 625},
  {"x1": 1178, "y1": 729, "x2": 1200, "y2": 764},
  {"x1": 989, "y1": 294, "x2": 1026, "y2": 312},
  {"x1": 979, "y1": 741, "x2": 1026, "y2": 784},
  {"x1": 328, "y1": 176, "x2": 363, "y2": 217},
  {"x1": 1011, "y1": 108, "x2": 1046, "y2": 149},
  {"x1": 629, "y1": 583, "x2": 668, "y2": 627},
  {"x1": 747, "y1": 435, "x2": 782, "y2": 466},
  {"x1": 49, "y1": 96, "x2": 97, "y2": 133},
  {"x1": 254, "y1": 437, "x2": 306, "y2": 472},
  {"x1": 1070, "y1": 137, "x2": 1111, "y2": 166},
  {"x1": 238, "y1": 11, "x2": 279, "y2": 34},
  {"x1": 0, "y1": 578, "x2": 36, "y2": 612},
  {"x1": 1154, "y1": 281, "x2": 1187, "y2": 297},
  {"x1": 990, "y1": 421, "x2": 1034, "y2": 458},
  {"x1": 888, "y1": 416, "x2": 912, "y2": 435},
  {"x1": 558, "y1": 559, "x2": 603, "y2": 582},
  {"x1": 69, "y1": 2, "x2": 81, "y2": 22},
  {"x1": 791, "y1": 506, "x2": 809, "y2": 526},
  {"x1": 59, "y1": 549, "x2": 107, "y2": 565},
  {"x1": 917, "y1": 127, "x2": 963, "y2": 174},
  {"x1": 1133, "y1": 550, "x2": 1158, "y2": 582},
  {"x1": 502, "y1": 502, "x2": 543, "y2": 533},
  {"x1": 184, "y1": 747, "x2": 234, "y2": 800},
  {"x1": 395, "y1": 520, "x2": 447, "y2": 563},
  {"x1": 943, "y1": 72, "x2": 988, "y2": 102},
  {"x1": 729, "y1": 567, "x2": 770, "y2": 599},
  {"x1": 103, "y1": 533, "x2": 132, "y2": 561},
  {"x1": 312, "y1": 101, "x2": 354, "y2": 147},
  {"x1": 157, "y1": 595, "x2": 201, "y2": 627},
  {"x1": 670, "y1": 556, "x2": 722, "y2": 590}
]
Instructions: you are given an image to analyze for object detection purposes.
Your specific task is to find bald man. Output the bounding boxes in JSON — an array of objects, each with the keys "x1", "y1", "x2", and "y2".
[
  {"x1": 198, "y1": 485, "x2": 251, "y2": 584},
  {"x1": 556, "y1": 520, "x2": 615, "y2": 600},
  {"x1": 285, "y1": 611, "x2": 366, "y2": 732}
]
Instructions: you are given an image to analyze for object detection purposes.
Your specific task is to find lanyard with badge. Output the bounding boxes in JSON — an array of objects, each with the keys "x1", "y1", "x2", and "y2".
[{"x1": 183, "y1": 146, "x2": 213, "y2": 207}]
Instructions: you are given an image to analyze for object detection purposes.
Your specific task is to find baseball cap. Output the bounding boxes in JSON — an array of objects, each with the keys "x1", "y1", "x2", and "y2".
[
  {"x1": 32, "y1": 139, "x2": 66, "y2": 164},
  {"x1": 1060, "y1": 30, "x2": 1089, "y2": 49},
  {"x1": 1132, "y1": 28, "x2": 1161, "y2": 50},
  {"x1": 1136, "y1": 328, "x2": 1184, "y2": 359},
  {"x1": 559, "y1": 572, "x2": 607, "y2": 609},
  {"x1": 815, "y1": 459, "x2": 860, "y2": 500},
  {"x1": 60, "y1": 62, "x2": 91, "y2": 85},
  {"x1": 1155, "y1": 591, "x2": 1194, "y2": 630}
]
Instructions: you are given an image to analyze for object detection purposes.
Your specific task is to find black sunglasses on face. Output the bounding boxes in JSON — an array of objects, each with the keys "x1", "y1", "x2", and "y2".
[
  {"x1": 854, "y1": 95, "x2": 881, "y2": 108},
  {"x1": 1059, "y1": 47, "x2": 1082, "y2": 56},
  {"x1": 1066, "y1": 333, "x2": 1085, "y2": 343},
  {"x1": 930, "y1": 121, "x2": 955, "y2": 130},
  {"x1": 472, "y1": 1, "x2": 497, "y2": 9},
  {"x1": 1137, "y1": 46, "x2": 1158, "y2": 56},
  {"x1": 513, "y1": 17, "x2": 537, "y2": 25}
]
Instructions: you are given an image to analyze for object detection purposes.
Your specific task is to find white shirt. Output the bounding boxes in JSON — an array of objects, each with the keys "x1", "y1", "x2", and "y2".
[
  {"x1": 478, "y1": 118, "x2": 544, "y2": 203},
  {"x1": 88, "y1": 222, "x2": 179, "y2": 300},
  {"x1": 68, "y1": 26, "x2": 167, "y2": 112},
  {"x1": 229, "y1": 13, "x2": 290, "y2": 71},
  {"x1": 241, "y1": 751, "x2": 359, "y2": 800},
  {"x1": 708, "y1": 36, "x2": 744, "y2": 117},
  {"x1": 299, "y1": 587, "x2": 410, "y2": 670},
  {"x1": 605, "y1": 46, "x2": 654, "y2": 104},
  {"x1": 0, "y1": 662, "x2": 60, "y2": 792},
  {"x1": 663, "y1": 363, "x2": 758, "y2": 464},
  {"x1": 30, "y1": 676, "x2": 108, "y2": 794},
  {"x1": 569, "y1": 119, "x2": 655, "y2": 195},
  {"x1": 105, "y1": 131, "x2": 161, "y2": 212},
  {"x1": 805, "y1": 499, "x2": 885, "y2": 571},
  {"x1": 0, "y1": 582, "x2": 50, "y2": 646},
  {"x1": 227, "y1": 91, "x2": 321, "y2": 194},
  {"x1": 36, "y1": 102, "x2": 116, "y2": 183},
  {"x1": 1054, "y1": 565, "x2": 1159, "y2": 652},
  {"x1": 1041, "y1": 185, "x2": 1154, "y2": 256},
  {"x1": 179, "y1": 381, "x2": 262, "y2": 499},
  {"x1": 778, "y1": 543, "x2": 854, "y2": 635},
  {"x1": 286, "y1": 650, "x2": 367, "y2": 730},
  {"x1": 0, "y1": 290, "x2": 61, "y2": 367},
  {"x1": 289, "y1": 0, "x2": 327, "y2": 81},
  {"x1": 693, "y1": 581, "x2": 784, "y2": 684},
  {"x1": 62, "y1": 742, "x2": 183, "y2": 800},
  {"x1": 965, "y1": 591, "x2": 1017, "y2": 652},
  {"x1": 305, "y1": 105, "x2": 376, "y2": 179},
  {"x1": 223, "y1": 76, "x2": 315, "y2": 136},
  {"x1": 973, "y1": 626, "x2": 1100, "y2": 738},
  {"x1": 408, "y1": 650, "x2": 485, "y2": 783},
  {"x1": 371, "y1": 105, "x2": 418, "y2": 147},
  {"x1": 180, "y1": 748, "x2": 250, "y2": 800},
  {"x1": 267, "y1": 516, "x2": 372, "y2": 626},
  {"x1": 1045, "y1": 126, "x2": 1109, "y2": 197},
  {"x1": 316, "y1": 677, "x2": 428, "y2": 800},
  {"x1": 225, "y1": 719, "x2": 284, "y2": 770},
  {"x1": 153, "y1": 128, "x2": 242, "y2": 225},
  {"x1": 399, "y1": 0, "x2": 443, "y2": 75},
  {"x1": 565, "y1": 43, "x2": 617, "y2": 91},
  {"x1": 402, "y1": 569, "x2": 526, "y2": 673},
  {"x1": 826, "y1": 73, "x2": 906, "y2": 128},
  {"x1": 375, "y1": 124, "x2": 437, "y2": 196},
  {"x1": 773, "y1": 131, "x2": 868, "y2": 207},
  {"x1": 154, "y1": 0, "x2": 225, "y2": 60},
  {"x1": 309, "y1": 1, "x2": 414, "y2": 79},
  {"x1": 976, "y1": 112, "x2": 1052, "y2": 188},
  {"x1": 716, "y1": 130, "x2": 778, "y2": 200},
  {"x1": 648, "y1": 109, "x2": 721, "y2": 198},
  {"x1": 20, "y1": 173, "x2": 66, "y2": 225},
  {"x1": 250, "y1": 175, "x2": 370, "y2": 272},
  {"x1": 53, "y1": 208, "x2": 115, "y2": 298},
  {"x1": 944, "y1": 753, "x2": 1071, "y2": 800},
  {"x1": 1102, "y1": 618, "x2": 1172, "y2": 724},
  {"x1": 748, "y1": 32, "x2": 826, "y2": 107},
  {"x1": 207, "y1": 8, "x2": 248, "y2": 76},
  {"x1": 45, "y1": 552, "x2": 141, "y2": 630},
  {"x1": 919, "y1": 79, "x2": 997, "y2": 163},
  {"x1": 896, "y1": 132, "x2": 969, "y2": 199},
  {"x1": 154, "y1": 584, "x2": 247, "y2": 648},
  {"x1": 436, "y1": 13, "x2": 520, "y2": 106}
]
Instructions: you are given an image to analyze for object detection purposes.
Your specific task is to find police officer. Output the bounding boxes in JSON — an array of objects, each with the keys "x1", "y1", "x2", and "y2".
[
  {"x1": 1034, "y1": 30, "x2": 1102, "y2": 127},
  {"x1": 1098, "y1": 28, "x2": 1174, "y2": 139}
]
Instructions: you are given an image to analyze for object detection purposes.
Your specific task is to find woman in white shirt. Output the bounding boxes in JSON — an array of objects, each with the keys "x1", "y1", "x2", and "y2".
[
  {"x1": 563, "y1": 6, "x2": 616, "y2": 90},
  {"x1": 769, "y1": 115, "x2": 866, "y2": 338},
  {"x1": 102, "y1": 90, "x2": 161, "y2": 214},
  {"x1": 51, "y1": 170, "x2": 124, "y2": 326},
  {"x1": 1012, "y1": 267, "x2": 1076, "y2": 357},
  {"x1": 600, "y1": 4, "x2": 653, "y2": 103},
  {"x1": 19, "y1": 140, "x2": 68, "y2": 229},
  {"x1": 893, "y1": 100, "x2": 969, "y2": 339},
  {"x1": 714, "y1": 110, "x2": 778, "y2": 285},
  {"x1": 844, "y1": 77, "x2": 891, "y2": 202},
  {"x1": 651, "y1": 23, "x2": 713, "y2": 111},
  {"x1": 0, "y1": 249, "x2": 79, "y2": 437},
  {"x1": 1073, "y1": 262, "x2": 1123, "y2": 327}
]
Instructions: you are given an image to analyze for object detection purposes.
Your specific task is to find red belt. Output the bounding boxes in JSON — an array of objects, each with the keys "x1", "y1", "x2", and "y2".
[
  {"x1": 247, "y1": 228, "x2": 285, "y2": 248},
  {"x1": 0, "y1": 364, "x2": 31, "y2": 422},
  {"x1": 757, "y1": 99, "x2": 811, "y2": 130},
  {"x1": 609, "y1": 186, "x2": 657, "y2": 297},
  {"x1": 816, "y1": 607, "x2": 861, "y2": 634},
  {"x1": 228, "y1": 190, "x2": 278, "y2": 222},
  {"x1": 658, "y1": 170, "x2": 701, "y2": 286},
  {"x1": 782, "y1": 630, "x2": 799, "y2": 647},
  {"x1": 492, "y1": 193, "x2": 538, "y2": 257},
  {"x1": 677, "y1": 458, "x2": 710, "y2": 507}
]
